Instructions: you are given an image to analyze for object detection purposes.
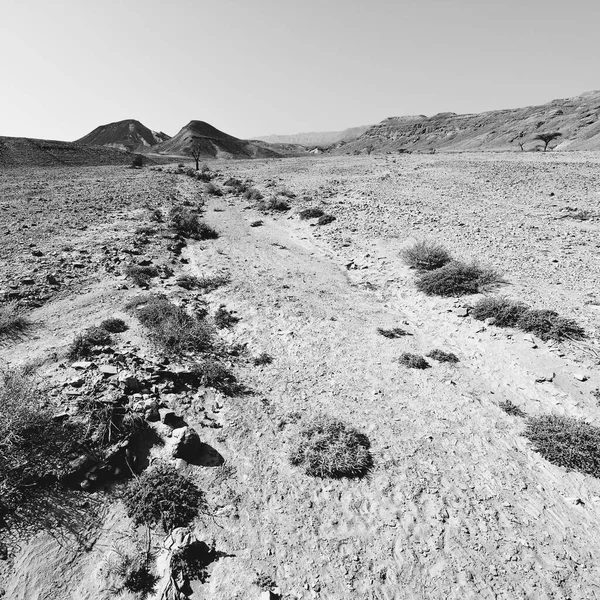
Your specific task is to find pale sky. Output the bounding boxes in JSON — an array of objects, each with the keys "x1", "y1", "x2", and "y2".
[{"x1": 1, "y1": 0, "x2": 598, "y2": 141}]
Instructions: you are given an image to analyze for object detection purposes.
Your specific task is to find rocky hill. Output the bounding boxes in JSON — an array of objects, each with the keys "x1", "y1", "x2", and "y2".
[
  {"x1": 256, "y1": 125, "x2": 371, "y2": 148},
  {"x1": 75, "y1": 119, "x2": 170, "y2": 152},
  {"x1": 0, "y1": 136, "x2": 139, "y2": 167},
  {"x1": 152, "y1": 120, "x2": 284, "y2": 159},
  {"x1": 335, "y1": 90, "x2": 600, "y2": 153}
]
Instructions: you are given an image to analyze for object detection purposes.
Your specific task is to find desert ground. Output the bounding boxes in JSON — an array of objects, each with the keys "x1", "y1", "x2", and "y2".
[{"x1": 2, "y1": 152, "x2": 600, "y2": 600}]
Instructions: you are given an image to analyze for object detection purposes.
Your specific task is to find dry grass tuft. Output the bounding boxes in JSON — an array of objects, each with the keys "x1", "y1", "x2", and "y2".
[
  {"x1": 401, "y1": 241, "x2": 452, "y2": 271},
  {"x1": 377, "y1": 327, "x2": 409, "y2": 339},
  {"x1": 398, "y1": 352, "x2": 430, "y2": 369},
  {"x1": 289, "y1": 416, "x2": 372, "y2": 478},
  {"x1": 426, "y1": 349, "x2": 459, "y2": 363},
  {"x1": 471, "y1": 296, "x2": 529, "y2": 327},
  {"x1": 498, "y1": 400, "x2": 526, "y2": 417},
  {"x1": 0, "y1": 302, "x2": 30, "y2": 339}
]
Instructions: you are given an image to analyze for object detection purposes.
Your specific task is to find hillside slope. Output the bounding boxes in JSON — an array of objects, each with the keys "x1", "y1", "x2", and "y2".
[
  {"x1": 336, "y1": 90, "x2": 600, "y2": 153},
  {"x1": 152, "y1": 120, "x2": 284, "y2": 159},
  {"x1": 0, "y1": 136, "x2": 138, "y2": 167},
  {"x1": 75, "y1": 119, "x2": 170, "y2": 152},
  {"x1": 256, "y1": 125, "x2": 371, "y2": 148}
]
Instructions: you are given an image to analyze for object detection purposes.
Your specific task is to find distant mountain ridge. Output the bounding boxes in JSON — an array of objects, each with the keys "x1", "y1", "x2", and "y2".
[
  {"x1": 255, "y1": 125, "x2": 371, "y2": 148},
  {"x1": 75, "y1": 119, "x2": 170, "y2": 152},
  {"x1": 335, "y1": 90, "x2": 600, "y2": 153}
]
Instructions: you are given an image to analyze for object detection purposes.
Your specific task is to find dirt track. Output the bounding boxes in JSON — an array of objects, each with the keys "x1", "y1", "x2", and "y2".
[{"x1": 2, "y1": 154, "x2": 600, "y2": 599}]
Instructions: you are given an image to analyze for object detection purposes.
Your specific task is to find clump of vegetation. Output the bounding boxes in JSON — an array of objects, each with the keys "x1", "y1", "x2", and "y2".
[
  {"x1": 524, "y1": 414, "x2": 600, "y2": 477},
  {"x1": 204, "y1": 182, "x2": 222, "y2": 196},
  {"x1": 257, "y1": 196, "x2": 291, "y2": 213},
  {"x1": 127, "y1": 294, "x2": 214, "y2": 355},
  {"x1": 317, "y1": 214, "x2": 336, "y2": 226},
  {"x1": 243, "y1": 188, "x2": 263, "y2": 201},
  {"x1": 100, "y1": 541, "x2": 158, "y2": 599},
  {"x1": 191, "y1": 358, "x2": 238, "y2": 395},
  {"x1": 124, "y1": 264, "x2": 159, "y2": 287},
  {"x1": 427, "y1": 349, "x2": 459, "y2": 363},
  {"x1": 416, "y1": 261, "x2": 504, "y2": 297},
  {"x1": 100, "y1": 317, "x2": 129, "y2": 333},
  {"x1": 68, "y1": 326, "x2": 112, "y2": 359},
  {"x1": 213, "y1": 305, "x2": 240, "y2": 329},
  {"x1": 253, "y1": 352, "x2": 273, "y2": 366},
  {"x1": 471, "y1": 296, "x2": 529, "y2": 327},
  {"x1": 122, "y1": 464, "x2": 205, "y2": 531},
  {"x1": 401, "y1": 241, "x2": 452, "y2": 271},
  {"x1": 0, "y1": 301, "x2": 30, "y2": 339},
  {"x1": 130, "y1": 154, "x2": 144, "y2": 168},
  {"x1": 298, "y1": 207, "x2": 325, "y2": 220},
  {"x1": 472, "y1": 296, "x2": 585, "y2": 342},
  {"x1": 176, "y1": 274, "x2": 202, "y2": 290},
  {"x1": 169, "y1": 206, "x2": 218, "y2": 240},
  {"x1": 148, "y1": 208, "x2": 163, "y2": 223},
  {"x1": 398, "y1": 352, "x2": 430, "y2": 369},
  {"x1": 0, "y1": 369, "x2": 85, "y2": 528},
  {"x1": 377, "y1": 327, "x2": 409, "y2": 339},
  {"x1": 195, "y1": 274, "x2": 231, "y2": 292},
  {"x1": 498, "y1": 400, "x2": 526, "y2": 417},
  {"x1": 289, "y1": 416, "x2": 372, "y2": 478},
  {"x1": 223, "y1": 177, "x2": 249, "y2": 194},
  {"x1": 516, "y1": 309, "x2": 585, "y2": 342}
]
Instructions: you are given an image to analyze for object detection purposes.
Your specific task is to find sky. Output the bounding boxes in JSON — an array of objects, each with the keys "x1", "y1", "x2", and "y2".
[{"x1": 1, "y1": 0, "x2": 599, "y2": 141}]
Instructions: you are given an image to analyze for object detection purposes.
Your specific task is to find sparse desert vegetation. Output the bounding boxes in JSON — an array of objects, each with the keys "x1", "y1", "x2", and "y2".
[
  {"x1": 401, "y1": 240, "x2": 452, "y2": 271},
  {"x1": 416, "y1": 261, "x2": 504, "y2": 297}
]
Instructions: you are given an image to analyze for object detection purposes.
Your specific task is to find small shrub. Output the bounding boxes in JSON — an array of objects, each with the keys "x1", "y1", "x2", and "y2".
[
  {"x1": 289, "y1": 416, "x2": 372, "y2": 478},
  {"x1": 68, "y1": 326, "x2": 112, "y2": 359},
  {"x1": 195, "y1": 274, "x2": 230, "y2": 292},
  {"x1": 401, "y1": 241, "x2": 452, "y2": 271},
  {"x1": 128, "y1": 295, "x2": 214, "y2": 355},
  {"x1": 171, "y1": 540, "x2": 215, "y2": 583},
  {"x1": 377, "y1": 327, "x2": 409, "y2": 338},
  {"x1": 257, "y1": 196, "x2": 290, "y2": 213},
  {"x1": 214, "y1": 305, "x2": 240, "y2": 329},
  {"x1": 148, "y1": 208, "x2": 163, "y2": 223},
  {"x1": 427, "y1": 349, "x2": 459, "y2": 363},
  {"x1": 204, "y1": 182, "x2": 222, "y2": 196},
  {"x1": 176, "y1": 274, "x2": 202, "y2": 290},
  {"x1": 130, "y1": 154, "x2": 144, "y2": 168},
  {"x1": 524, "y1": 415, "x2": 600, "y2": 477},
  {"x1": 243, "y1": 188, "x2": 263, "y2": 201},
  {"x1": 191, "y1": 359, "x2": 237, "y2": 395},
  {"x1": 317, "y1": 214, "x2": 336, "y2": 226},
  {"x1": 122, "y1": 464, "x2": 205, "y2": 531},
  {"x1": 0, "y1": 302, "x2": 30, "y2": 339},
  {"x1": 100, "y1": 318, "x2": 129, "y2": 333},
  {"x1": 517, "y1": 309, "x2": 585, "y2": 342},
  {"x1": 498, "y1": 400, "x2": 526, "y2": 417},
  {"x1": 252, "y1": 352, "x2": 273, "y2": 366},
  {"x1": 169, "y1": 206, "x2": 218, "y2": 240},
  {"x1": 416, "y1": 261, "x2": 504, "y2": 297},
  {"x1": 223, "y1": 177, "x2": 248, "y2": 194},
  {"x1": 398, "y1": 353, "x2": 430, "y2": 369},
  {"x1": 124, "y1": 264, "x2": 159, "y2": 287},
  {"x1": 298, "y1": 207, "x2": 325, "y2": 220},
  {"x1": 471, "y1": 296, "x2": 529, "y2": 327}
]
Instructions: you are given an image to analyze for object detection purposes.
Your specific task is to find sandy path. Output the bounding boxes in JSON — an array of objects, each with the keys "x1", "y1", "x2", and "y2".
[{"x1": 184, "y1": 193, "x2": 600, "y2": 599}]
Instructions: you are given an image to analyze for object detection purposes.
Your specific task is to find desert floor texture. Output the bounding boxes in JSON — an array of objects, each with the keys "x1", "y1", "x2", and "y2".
[{"x1": 1, "y1": 152, "x2": 600, "y2": 600}]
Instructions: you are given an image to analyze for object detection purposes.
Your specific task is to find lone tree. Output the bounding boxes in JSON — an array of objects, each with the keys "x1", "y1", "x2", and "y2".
[
  {"x1": 534, "y1": 132, "x2": 562, "y2": 152},
  {"x1": 188, "y1": 141, "x2": 203, "y2": 170}
]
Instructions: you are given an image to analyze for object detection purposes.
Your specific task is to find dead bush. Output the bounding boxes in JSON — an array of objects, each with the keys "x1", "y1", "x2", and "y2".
[
  {"x1": 401, "y1": 241, "x2": 452, "y2": 271},
  {"x1": 252, "y1": 352, "x2": 273, "y2": 366},
  {"x1": 416, "y1": 261, "x2": 504, "y2": 297},
  {"x1": 223, "y1": 177, "x2": 249, "y2": 194},
  {"x1": 426, "y1": 349, "x2": 459, "y2": 363},
  {"x1": 524, "y1": 415, "x2": 600, "y2": 477},
  {"x1": 377, "y1": 327, "x2": 409, "y2": 338},
  {"x1": 498, "y1": 400, "x2": 526, "y2": 417},
  {"x1": 169, "y1": 206, "x2": 218, "y2": 240},
  {"x1": 100, "y1": 318, "x2": 129, "y2": 333},
  {"x1": 213, "y1": 305, "x2": 240, "y2": 329},
  {"x1": 257, "y1": 196, "x2": 290, "y2": 213},
  {"x1": 289, "y1": 416, "x2": 372, "y2": 478},
  {"x1": 204, "y1": 182, "x2": 222, "y2": 196},
  {"x1": 398, "y1": 353, "x2": 430, "y2": 369},
  {"x1": 191, "y1": 358, "x2": 238, "y2": 395},
  {"x1": 243, "y1": 188, "x2": 263, "y2": 201}
]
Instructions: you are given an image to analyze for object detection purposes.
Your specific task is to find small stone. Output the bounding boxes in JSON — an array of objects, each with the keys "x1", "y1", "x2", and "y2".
[
  {"x1": 21, "y1": 277, "x2": 34, "y2": 285},
  {"x1": 455, "y1": 308, "x2": 469, "y2": 317},
  {"x1": 574, "y1": 373, "x2": 588, "y2": 382},
  {"x1": 173, "y1": 427, "x2": 202, "y2": 462},
  {"x1": 535, "y1": 372, "x2": 555, "y2": 383},
  {"x1": 99, "y1": 365, "x2": 118, "y2": 376},
  {"x1": 159, "y1": 407, "x2": 179, "y2": 427},
  {"x1": 72, "y1": 361, "x2": 93, "y2": 370}
]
